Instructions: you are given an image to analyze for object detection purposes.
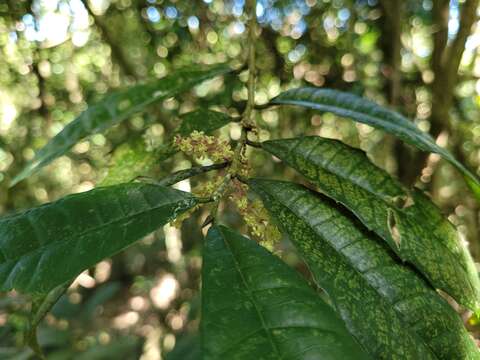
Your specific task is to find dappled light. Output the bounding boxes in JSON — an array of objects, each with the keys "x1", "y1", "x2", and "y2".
[{"x1": 2, "y1": 0, "x2": 480, "y2": 359}]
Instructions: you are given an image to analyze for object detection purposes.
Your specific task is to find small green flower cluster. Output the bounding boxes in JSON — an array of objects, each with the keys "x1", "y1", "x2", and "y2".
[
  {"x1": 173, "y1": 131, "x2": 280, "y2": 249},
  {"x1": 174, "y1": 131, "x2": 234, "y2": 162},
  {"x1": 171, "y1": 177, "x2": 224, "y2": 229},
  {"x1": 230, "y1": 179, "x2": 281, "y2": 250}
]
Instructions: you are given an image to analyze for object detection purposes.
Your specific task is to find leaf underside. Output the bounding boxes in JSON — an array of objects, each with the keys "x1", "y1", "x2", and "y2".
[
  {"x1": 250, "y1": 179, "x2": 480, "y2": 360},
  {"x1": 271, "y1": 87, "x2": 480, "y2": 199},
  {"x1": 12, "y1": 64, "x2": 232, "y2": 186},
  {"x1": 0, "y1": 183, "x2": 196, "y2": 294},
  {"x1": 202, "y1": 225, "x2": 371, "y2": 360},
  {"x1": 262, "y1": 136, "x2": 480, "y2": 312}
]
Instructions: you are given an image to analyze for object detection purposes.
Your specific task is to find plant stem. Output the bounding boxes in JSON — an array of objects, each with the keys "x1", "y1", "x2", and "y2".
[
  {"x1": 244, "y1": 0, "x2": 257, "y2": 126},
  {"x1": 208, "y1": 0, "x2": 257, "y2": 221},
  {"x1": 157, "y1": 162, "x2": 229, "y2": 187},
  {"x1": 26, "y1": 281, "x2": 72, "y2": 359},
  {"x1": 246, "y1": 139, "x2": 262, "y2": 148},
  {"x1": 207, "y1": 172, "x2": 232, "y2": 223},
  {"x1": 230, "y1": 0, "x2": 257, "y2": 175}
]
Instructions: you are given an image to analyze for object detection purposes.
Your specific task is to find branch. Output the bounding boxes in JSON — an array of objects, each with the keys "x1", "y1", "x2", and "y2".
[
  {"x1": 379, "y1": 0, "x2": 403, "y2": 106},
  {"x1": 443, "y1": 0, "x2": 479, "y2": 78},
  {"x1": 230, "y1": 0, "x2": 257, "y2": 175},
  {"x1": 260, "y1": 26, "x2": 288, "y2": 82},
  {"x1": 431, "y1": 0, "x2": 450, "y2": 74},
  {"x1": 406, "y1": 0, "x2": 479, "y2": 187},
  {"x1": 156, "y1": 162, "x2": 229, "y2": 187},
  {"x1": 430, "y1": 0, "x2": 479, "y2": 136},
  {"x1": 207, "y1": 0, "x2": 258, "y2": 222},
  {"x1": 31, "y1": 50, "x2": 52, "y2": 128},
  {"x1": 82, "y1": 0, "x2": 138, "y2": 79},
  {"x1": 246, "y1": 139, "x2": 262, "y2": 148},
  {"x1": 244, "y1": 0, "x2": 257, "y2": 125},
  {"x1": 26, "y1": 281, "x2": 72, "y2": 359}
]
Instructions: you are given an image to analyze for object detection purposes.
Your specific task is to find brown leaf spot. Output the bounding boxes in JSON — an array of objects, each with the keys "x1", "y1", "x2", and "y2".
[{"x1": 387, "y1": 209, "x2": 401, "y2": 249}]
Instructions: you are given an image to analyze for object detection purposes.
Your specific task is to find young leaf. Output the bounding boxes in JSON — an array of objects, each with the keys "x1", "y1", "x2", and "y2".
[
  {"x1": 100, "y1": 109, "x2": 232, "y2": 186},
  {"x1": 250, "y1": 179, "x2": 480, "y2": 360},
  {"x1": 271, "y1": 88, "x2": 480, "y2": 199},
  {"x1": 0, "y1": 183, "x2": 196, "y2": 294},
  {"x1": 202, "y1": 225, "x2": 371, "y2": 360},
  {"x1": 262, "y1": 136, "x2": 480, "y2": 312},
  {"x1": 11, "y1": 65, "x2": 232, "y2": 186},
  {"x1": 100, "y1": 138, "x2": 171, "y2": 186},
  {"x1": 177, "y1": 109, "x2": 232, "y2": 136}
]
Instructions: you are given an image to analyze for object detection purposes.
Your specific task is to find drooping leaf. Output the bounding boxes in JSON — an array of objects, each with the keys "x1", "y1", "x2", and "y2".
[
  {"x1": 202, "y1": 225, "x2": 371, "y2": 360},
  {"x1": 0, "y1": 183, "x2": 196, "y2": 294},
  {"x1": 100, "y1": 109, "x2": 232, "y2": 186},
  {"x1": 271, "y1": 87, "x2": 480, "y2": 199},
  {"x1": 250, "y1": 179, "x2": 480, "y2": 360},
  {"x1": 11, "y1": 65, "x2": 232, "y2": 186},
  {"x1": 262, "y1": 136, "x2": 480, "y2": 312}
]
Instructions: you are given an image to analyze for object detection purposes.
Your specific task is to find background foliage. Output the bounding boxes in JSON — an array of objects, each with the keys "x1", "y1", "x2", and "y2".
[{"x1": 2, "y1": 0, "x2": 480, "y2": 358}]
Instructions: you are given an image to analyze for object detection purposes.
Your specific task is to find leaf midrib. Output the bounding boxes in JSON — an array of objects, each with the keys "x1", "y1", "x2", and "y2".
[
  {"x1": 0, "y1": 189, "x2": 193, "y2": 264},
  {"x1": 218, "y1": 229, "x2": 283, "y2": 359},
  {"x1": 272, "y1": 89, "x2": 436, "y2": 149}
]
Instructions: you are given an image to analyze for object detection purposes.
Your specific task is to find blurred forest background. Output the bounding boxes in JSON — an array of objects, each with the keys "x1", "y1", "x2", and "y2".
[{"x1": 2, "y1": 0, "x2": 480, "y2": 358}]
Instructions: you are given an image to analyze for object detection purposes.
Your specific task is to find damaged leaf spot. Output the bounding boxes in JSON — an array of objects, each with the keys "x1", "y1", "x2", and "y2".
[
  {"x1": 392, "y1": 194, "x2": 415, "y2": 209},
  {"x1": 387, "y1": 209, "x2": 401, "y2": 249}
]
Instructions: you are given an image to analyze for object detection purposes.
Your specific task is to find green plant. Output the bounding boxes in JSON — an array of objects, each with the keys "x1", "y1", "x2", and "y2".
[{"x1": 3, "y1": 1, "x2": 480, "y2": 359}]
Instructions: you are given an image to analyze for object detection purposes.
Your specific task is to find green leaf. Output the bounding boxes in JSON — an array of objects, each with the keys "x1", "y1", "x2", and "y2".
[
  {"x1": 100, "y1": 138, "x2": 171, "y2": 186},
  {"x1": 0, "y1": 183, "x2": 196, "y2": 294},
  {"x1": 100, "y1": 109, "x2": 232, "y2": 186},
  {"x1": 262, "y1": 136, "x2": 480, "y2": 312},
  {"x1": 271, "y1": 87, "x2": 480, "y2": 199},
  {"x1": 11, "y1": 65, "x2": 232, "y2": 186},
  {"x1": 177, "y1": 109, "x2": 232, "y2": 136},
  {"x1": 250, "y1": 179, "x2": 480, "y2": 360},
  {"x1": 202, "y1": 225, "x2": 371, "y2": 360}
]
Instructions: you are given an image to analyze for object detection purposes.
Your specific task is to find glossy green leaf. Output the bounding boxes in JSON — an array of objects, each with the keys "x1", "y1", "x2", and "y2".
[
  {"x1": 100, "y1": 109, "x2": 232, "y2": 186},
  {"x1": 202, "y1": 225, "x2": 371, "y2": 360},
  {"x1": 271, "y1": 87, "x2": 480, "y2": 198},
  {"x1": 251, "y1": 179, "x2": 480, "y2": 360},
  {"x1": 0, "y1": 183, "x2": 196, "y2": 294},
  {"x1": 11, "y1": 65, "x2": 232, "y2": 186},
  {"x1": 262, "y1": 136, "x2": 480, "y2": 312}
]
